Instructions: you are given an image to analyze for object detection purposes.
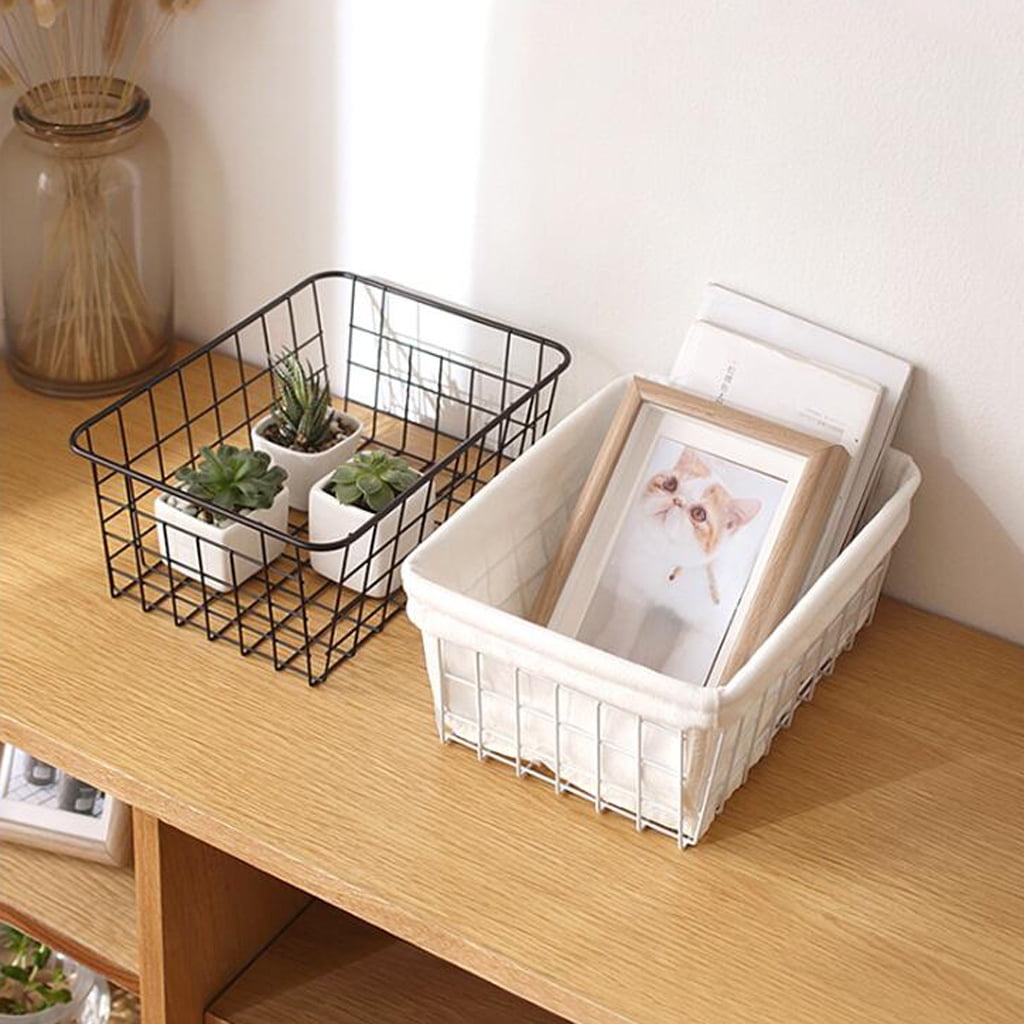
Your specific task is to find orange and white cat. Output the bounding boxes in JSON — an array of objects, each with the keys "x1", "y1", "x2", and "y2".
[
  {"x1": 577, "y1": 446, "x2": 762, "y2": 681},
  {"x1": 641, "y1": 448, "x2": 761, "y2": 603}
]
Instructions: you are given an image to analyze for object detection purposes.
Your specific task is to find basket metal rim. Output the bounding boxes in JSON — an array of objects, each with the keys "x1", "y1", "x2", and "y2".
[{"x1": 67, "y1": 270, "x2": 573, "y2": 552}]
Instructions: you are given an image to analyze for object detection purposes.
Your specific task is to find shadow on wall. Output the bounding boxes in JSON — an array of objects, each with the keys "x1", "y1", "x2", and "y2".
[
  {"x1": 457, "y1": 3, "x2": 1024, "y2": 642},
  {"x1": 149, "y1": 0, "x2": 343, "y2": 360},
  {"x1": 335, "y1": 0, "x2": 623, "y2": 414},
  {"x1": 887, "y1": 367, "x2": 1024, "y2": 643},
  {"x1": 893, "y1": 454, "x2": 1024, "y2": 642},
  {"x1": 465, "y1": 2, "x2": 700, "y2": 417},
  {"x1": 150, "y1": 86, "x2": 228, "y2": 346}
]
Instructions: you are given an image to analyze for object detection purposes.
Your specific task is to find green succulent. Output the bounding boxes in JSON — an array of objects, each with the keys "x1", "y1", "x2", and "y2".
[
  {"x1": 176, "y1": 445, "x2": 287, "y2": 521},
  {"x1": 0, "y1": 926, "x2": 73, "y2": 1014},
  {"x1": 267, "y1": 354, "x2": 342, "y2": 452},
  {"x1": 327, "y1": 451, "x2": 419, "y2": 513}
]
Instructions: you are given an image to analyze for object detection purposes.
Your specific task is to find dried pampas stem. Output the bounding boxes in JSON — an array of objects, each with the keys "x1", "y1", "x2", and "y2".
[{"x1": 102, "y1": 0, "x2": 132, "y2": 67}]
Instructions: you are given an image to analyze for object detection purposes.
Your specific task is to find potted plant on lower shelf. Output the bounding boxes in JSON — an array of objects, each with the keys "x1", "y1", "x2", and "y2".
[
  {"x1": 0, "y1": 926, "x2": 97, "y2": 1022},
  {"x1": 154, "y1": 445, "x2": 289, "y2": 593},
  {"x1": 309, "y1": 451, "x2": 434, "y2": 598},
  {"x1": 252, "y1": 354, "x2": 363, "y2": 511}
]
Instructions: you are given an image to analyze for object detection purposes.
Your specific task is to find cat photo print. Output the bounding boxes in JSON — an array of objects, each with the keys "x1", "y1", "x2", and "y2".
[{"x1": 533, "y1": 377, "x2": 849, "y2": 687}]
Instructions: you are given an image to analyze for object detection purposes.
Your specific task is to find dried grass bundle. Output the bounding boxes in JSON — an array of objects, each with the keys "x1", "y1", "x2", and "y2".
[
  {"x1": 0, "y1": 0, "x2": 200, "y2": 389},
  {"x1": 1, "y1": 0, "x2": 198, "y2": 120}
]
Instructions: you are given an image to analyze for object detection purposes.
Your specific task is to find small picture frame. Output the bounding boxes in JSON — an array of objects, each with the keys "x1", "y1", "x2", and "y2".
[
  {"x1": 0, "y1": 744, "x2": 132, "y2": 866},
  {"x1": 532, "y1": 376, "x2": 848, "y2": 686}
]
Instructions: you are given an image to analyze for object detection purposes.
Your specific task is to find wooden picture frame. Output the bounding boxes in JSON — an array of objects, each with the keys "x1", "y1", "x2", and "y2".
[
  {"x1": 0, "y1": 744, "x2": 132, "y2": 866},
  {"x1": 532, "y1": 376, "x2": 848, "y2": 686}
]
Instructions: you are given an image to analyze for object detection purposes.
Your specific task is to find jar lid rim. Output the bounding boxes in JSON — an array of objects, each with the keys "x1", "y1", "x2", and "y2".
[{"x1": 14, "y1": 77, "x2": 150, "y2": 142}]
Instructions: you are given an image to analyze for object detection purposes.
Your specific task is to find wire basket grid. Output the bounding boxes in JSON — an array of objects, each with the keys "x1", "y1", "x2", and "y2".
[{"x1": 70, "y1": 271, "x2": 572, "y2": 684}]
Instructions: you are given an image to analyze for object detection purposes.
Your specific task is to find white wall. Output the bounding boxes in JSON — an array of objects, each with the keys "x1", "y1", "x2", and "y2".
[
  {"x1": 149, "y1": 0, "x2": 1024, "y2": 644},
  {"x1": 147, "y1": 1, "x2": 342, "y2": 334}
]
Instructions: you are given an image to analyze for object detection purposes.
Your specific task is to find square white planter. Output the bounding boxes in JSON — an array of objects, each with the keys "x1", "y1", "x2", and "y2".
[
  {"x1": 308, "y1": 470, "x2": 434, "y2": 599},
  {"x1": 251, "y1": 411, "x2": 364, "y2": 511},
  {"x1": 154, "y1": 487, "x2": 290, "y2": 593}
]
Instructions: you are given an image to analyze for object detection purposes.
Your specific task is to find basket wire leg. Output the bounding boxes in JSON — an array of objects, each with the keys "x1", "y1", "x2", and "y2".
[
  {"x1": 553, "y1": 684, "x2": 562, "y2": 793},
  {"x1": 117, "y1": 405, "x2": 152, "y2": 612},
  {"x1": 381, "y1": 499, "x2": 408, "y2": 617},
  {"x1": 290, "y1": 540, "x2": 316, "y2": 683},
  {"x1": 513, "y1": 667, "x2": 523, "y2": 778},
  {"x1": 194, "y1": 535, "x2": 216, "y2": 640},
  {"x1": 692, "y1": 732, "x2": 726, "y2": 842},
  {"x1": 741, "y1": 688, "x2": 772, "y2": 787},
  {"x1": 230, "y1": 549, "x2": 247, "y2": 653},
  {"x1": 323, "y1": 543, "x2": 355, "y2": 676},
  {"x1": 158, "y1": 521, "x2": 181, "y2": 624},
  {"x1": 258, "y1": 532, "x2": 283, "y2": 669},
  {"x1": 473, "y1": 651, "x2": 485, "y2": 760},
  {"x1": 351, "y1": 522, "x2": 380, "y2": 651},
  {"x1": 863, "y1": 556, "x2": 888, "y2": 628},
  {"x1": 634, "y1": 715, "x2": 643, "y2": 831},
  {"x1": 677, "y1": 730, "x2": 687, "y2": 849},
  {"x1": 717, "y1": 714, "x2": 748, "y2": 814},
  {"x1": 88, "y1": 454, "x2": 119, "y2": 600}
]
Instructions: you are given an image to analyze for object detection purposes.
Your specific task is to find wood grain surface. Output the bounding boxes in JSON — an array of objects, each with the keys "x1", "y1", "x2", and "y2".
[
  {"x1": 134, "y1": 811, "x2": 309, "y2": 1024},
  {"x1": 207, "y1": 899, "x2": 567, "y2": 1024},
  {"x1": 2, "y1": 356, "x2": 1023, "y2": 1023},
  {"x1": 0, "y1": 838, "x2": 139, "y2": 992}
]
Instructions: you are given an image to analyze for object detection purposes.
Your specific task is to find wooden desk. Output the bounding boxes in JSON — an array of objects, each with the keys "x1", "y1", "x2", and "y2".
[{"x1": 1, "y1": 362, "x2": 1023, "y2": 1024}]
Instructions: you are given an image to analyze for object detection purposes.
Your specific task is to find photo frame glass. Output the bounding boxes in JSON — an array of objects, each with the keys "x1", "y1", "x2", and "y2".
[
  {"x1": 542, "y1": 380, "x2": 846, "y2": 688},
  {"x1": 0, "y1": 744, "x2": 127, "y2": 862}
]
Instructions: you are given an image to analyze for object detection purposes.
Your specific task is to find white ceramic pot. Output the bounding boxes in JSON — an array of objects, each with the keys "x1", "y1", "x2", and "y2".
[
  {"x1": 0, "y1": 952, "x2": 103, "y2": 1024},
  {"x1": 251, "y1": 411, "x2": 363, "y2": 511},
  {"x1": 308, "y1": 470, "x2": 434, "y2": 598},
  {"x1": 154, "y1": 487, "x2": 290, "y2": 593}
]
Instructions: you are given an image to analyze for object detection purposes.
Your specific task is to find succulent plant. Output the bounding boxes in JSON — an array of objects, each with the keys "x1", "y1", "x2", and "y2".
[
  {"x1": 266, "y1": 354, "x2": 347, "y2": 453},
  {"x1": 176, "y1": 445, "x2": 287, "y2": 522},
  {"x1": 327, "y1": 451, "x2": 419, "y2": 513},
  {"x1": 0, "y1": 926, "x2": 73, "y2": 1014}
]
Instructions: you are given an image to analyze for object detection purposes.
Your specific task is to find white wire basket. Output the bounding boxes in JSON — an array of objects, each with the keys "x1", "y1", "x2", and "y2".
[{"x1": 403, "y1": 376, "x2": 921, "y2": 847}]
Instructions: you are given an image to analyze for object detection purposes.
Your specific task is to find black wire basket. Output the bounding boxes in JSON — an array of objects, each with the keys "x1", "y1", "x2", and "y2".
[{"x1": 70, "y1": 272, "x2": 571, "y2": 684}]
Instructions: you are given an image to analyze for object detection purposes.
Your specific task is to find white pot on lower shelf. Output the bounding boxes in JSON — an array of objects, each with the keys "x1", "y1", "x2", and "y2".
[
  {"x1": 251, "y1": 411, "x2": 363, "y2": 511},
  {"x1": 0, "y1": 950, "x2": 105, "y2": 1024},
  {"x1": 154, "y1": 487, "x2": 290, "y2": 593},
  {"x1": 308, "y1": 471, "x2": 434, "y2": 599}
]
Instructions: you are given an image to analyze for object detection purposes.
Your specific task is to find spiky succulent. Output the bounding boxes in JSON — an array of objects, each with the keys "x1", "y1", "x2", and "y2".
[
  {"x1": 327, "y1": 451, "x2": 419, "y2": 513},
  {"x1": 176, "y1": 445, "x2": 287, "y2": 521},
  {"x1": 266, "y1": 354, "x2": 345, "y2": 453},
  {"x1": 0, "y1": 926, "x2": 73, "y2": 1014}
]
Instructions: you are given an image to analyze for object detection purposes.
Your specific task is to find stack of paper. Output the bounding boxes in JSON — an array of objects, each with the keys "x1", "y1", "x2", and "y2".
[{"x1": 671, "y1": 284, "x2": 913, "y2": 581}]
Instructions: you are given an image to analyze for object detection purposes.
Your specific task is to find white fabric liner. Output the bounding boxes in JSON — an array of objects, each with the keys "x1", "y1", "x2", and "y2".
[{"x1": 404, "y1": 377, "x2": 920, "y2": 840}]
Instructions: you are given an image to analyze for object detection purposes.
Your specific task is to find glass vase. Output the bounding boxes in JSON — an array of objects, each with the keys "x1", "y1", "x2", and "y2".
[{"x1": 0, "y1": 77, "x2": 172, "y2": 397}]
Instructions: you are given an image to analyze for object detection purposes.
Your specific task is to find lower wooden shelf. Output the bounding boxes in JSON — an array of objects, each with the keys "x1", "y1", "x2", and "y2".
[
  {"x1": 206, "y1": 900, "x2": 567, "y2": 1024},
  {"x1": 0, "y1": 840, "x2": 139, "y2": 992}
]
